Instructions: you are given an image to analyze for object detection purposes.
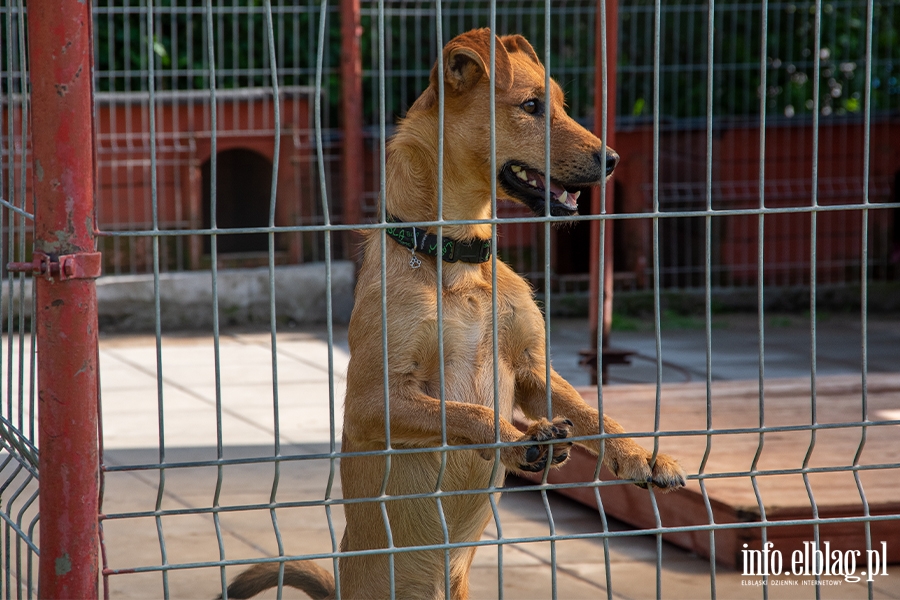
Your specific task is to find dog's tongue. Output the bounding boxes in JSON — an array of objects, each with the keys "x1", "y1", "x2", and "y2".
[
  {"x1": 545, "y1": 176, "x2": 578, "y2": 209},
  {"x1": 530, "y1": 171, "x2": 573, "y2": 203},
  {"x1": 548, "y1": 180, "x2": 567, "y2": 200},
  {"x1": 523, "y1": 169, "x2": 578, "y2": 209}
]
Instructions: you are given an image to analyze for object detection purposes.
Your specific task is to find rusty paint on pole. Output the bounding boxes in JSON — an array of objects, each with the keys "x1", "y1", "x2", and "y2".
[
  {"x1": 589, "y1": 0, "x2": 618, "y2": 383},
  {"x1": 27, "y1": 1, "x2": 101, "y2": 598},
  {"x1": 341, "y1": 0, "x2": 365, "y2": 236}
]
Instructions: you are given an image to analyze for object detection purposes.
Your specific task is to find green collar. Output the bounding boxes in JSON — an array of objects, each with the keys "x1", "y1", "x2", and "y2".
[{"x1": 385, "y1": 215, "x2": 492, "y2": 264}]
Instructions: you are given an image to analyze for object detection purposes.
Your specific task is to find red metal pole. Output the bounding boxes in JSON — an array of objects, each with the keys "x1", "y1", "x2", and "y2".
[
  {"x1": 340, "y1": 0, "x2": 364, "y2": 232},
  {"x1": 589, "y1": 0, "x2": 618, "y2": 383},
  {"x1": 26, "y1": 1, "x2": 101, "y2": 598}
]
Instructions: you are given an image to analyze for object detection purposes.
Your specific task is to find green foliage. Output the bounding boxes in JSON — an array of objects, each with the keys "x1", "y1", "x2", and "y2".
[
  {"x1": 90, "y1": 1, "x2": 598, "y2": 127},
  {"x1": 93, "y1": 1, "x2": 342, "y2": 116},
  {"x1": 90, "y1": 1, "x2": 899, "y2": 125},
  {"x1": 619, "y1": 0, "x2": 900, "y2": 120}
]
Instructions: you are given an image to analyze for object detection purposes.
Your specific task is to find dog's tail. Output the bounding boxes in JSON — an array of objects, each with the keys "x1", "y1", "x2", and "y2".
[{"x1": 217, "y1": 560, "x2": 335, "y2": 599}]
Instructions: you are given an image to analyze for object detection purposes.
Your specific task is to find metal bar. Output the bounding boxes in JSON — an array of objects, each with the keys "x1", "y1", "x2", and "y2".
[
  {"x1": 97, "y1": 507, "x2": 900, "y2": 576},
  {"x1": 803, "y1": 1, "x2": 823, "y2": 592},
  {"x1": 202, "y1": 2, "x2": 226, "y2": 597},
  {"x1": 541, "y1": 5, "x2": 558, "y2": 597},
  {"x1": 376, "y1": 0, "x2": 395, "y2": 595},
  {"x1": 97, "y1": 412, "x2": 900, "y2": 472},
  {"x1": 88, "y1": 200, "x2": 900, "y2": 239},
  {"x1": 854, "y1": 1, "x2": 876, "y2": 599},
  {"x1": 313, "y1": 0, "x2": 342, "y2": 595},
  {"x1": 700, "y1": 0, "x2": 718, "y2": 596},
  {"x1": 592, "y1": 1, "x2": 614, "y2": 597},
  {"x1": 487, "y1": 5, "x2": 504, "y2": 598},
  {"x1": 751, "y1": 4, "x2": 771, "y2": 597},
  {"x1": 102, "y1": 456, "x2": 900, "y2": 504},
  {"x1": 261, "y1": 4, "x2": 287, "y2": 594},
  {"x1": 145, "y1": 2, "x2": 171, "y2": 596},
  {"x1": 650, "y1": 1, "x2": 664, "y2": 593},
  {"x1": 433, "y1": 3, "x2": 450, "y2": 596},
  {"x1": 26, "y1": 1, "x2": 101, "y2": 597}
]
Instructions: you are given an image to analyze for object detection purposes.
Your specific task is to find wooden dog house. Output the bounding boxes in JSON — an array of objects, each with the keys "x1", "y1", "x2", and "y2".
[{"x1": 93, "y1": 87, "x2": 317, "y2": 272}]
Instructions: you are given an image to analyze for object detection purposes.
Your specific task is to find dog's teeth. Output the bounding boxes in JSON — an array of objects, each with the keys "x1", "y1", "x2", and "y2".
[
  {"x1": 570, "y1": 190, "x2": 580, "y2": 202},
  {"x1": 517, "y1": 170, "x2": 528, "y2": 181},
  {"x1": 511, "y1": 165, "x2": 522, "y2": 173}
]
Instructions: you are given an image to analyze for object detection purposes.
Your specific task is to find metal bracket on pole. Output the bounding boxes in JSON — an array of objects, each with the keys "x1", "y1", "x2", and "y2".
[{"x1": 8, "y1": 251, "x2": 103, "y2": 281}]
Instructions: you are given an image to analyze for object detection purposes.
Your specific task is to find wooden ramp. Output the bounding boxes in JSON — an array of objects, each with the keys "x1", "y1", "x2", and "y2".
[{"x1": 522, "y1": 373, "x2": 900, "y2": 569}]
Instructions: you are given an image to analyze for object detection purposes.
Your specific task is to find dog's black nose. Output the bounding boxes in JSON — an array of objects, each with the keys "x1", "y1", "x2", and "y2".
[
  {"x1": 606, "y1": 148, "x2": 619, "y2": 177},
  {"x1": 597, "y1": 149, "x2": 619, "y2": 177}
]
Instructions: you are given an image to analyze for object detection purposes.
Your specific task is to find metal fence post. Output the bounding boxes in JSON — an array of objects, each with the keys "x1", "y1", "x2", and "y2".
[
  {"x1": 26, "y1": 1, "x2": 101, "y2": 598},
  {"x1": 340, "y1": 0, "x2": 364, "y2": 233}
]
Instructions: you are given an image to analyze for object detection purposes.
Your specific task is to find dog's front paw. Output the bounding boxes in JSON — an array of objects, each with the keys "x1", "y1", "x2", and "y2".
[
  {"x1": 611, "y1": 450, "x2": 685, "y2": 492},
  {"x1": 503, "y1": 417, "x2": 573, "y2": 473}
]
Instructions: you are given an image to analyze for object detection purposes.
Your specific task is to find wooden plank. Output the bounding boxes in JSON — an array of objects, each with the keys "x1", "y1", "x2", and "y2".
[{"x1": 517, "y1": 374, "x2": 900, "y2": 568}]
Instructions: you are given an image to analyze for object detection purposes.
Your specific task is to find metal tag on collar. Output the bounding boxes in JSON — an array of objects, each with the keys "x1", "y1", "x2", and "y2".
[{"x1": 409, "y1": 228, "x2": 422, "y2": 269}]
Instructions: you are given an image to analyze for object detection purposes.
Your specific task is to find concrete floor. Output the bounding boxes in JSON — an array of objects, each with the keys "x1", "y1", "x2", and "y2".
[{"x1": 86, "y1": 313, "x2": 900, "y2": 598}]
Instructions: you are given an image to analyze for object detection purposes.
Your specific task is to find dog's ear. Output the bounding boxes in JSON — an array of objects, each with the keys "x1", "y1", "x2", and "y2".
[
  {"x1": 500, "y1": 34, "x2": 541, "y2": 66},
  {"x1": 439, "y1": 28, "x2": 513, "y2": 94}
]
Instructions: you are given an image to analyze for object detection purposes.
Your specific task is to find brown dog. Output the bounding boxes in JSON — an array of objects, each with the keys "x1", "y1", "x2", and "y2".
[{"x1": 222, "y1": 28, "x2": 684, "y2": 600}]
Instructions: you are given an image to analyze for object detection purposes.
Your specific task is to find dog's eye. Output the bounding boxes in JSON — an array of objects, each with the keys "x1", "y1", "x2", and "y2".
[{"x1": 521, "y1": 98, "x2": 543, "y2": 115}]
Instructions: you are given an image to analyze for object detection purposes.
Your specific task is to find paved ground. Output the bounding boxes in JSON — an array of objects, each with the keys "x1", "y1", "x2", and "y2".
[{"x1": 89, "y1": 313, "x2": 900, "y2": 598}]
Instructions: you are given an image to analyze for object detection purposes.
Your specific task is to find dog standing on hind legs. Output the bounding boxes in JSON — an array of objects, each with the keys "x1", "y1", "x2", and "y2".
[{"x1": 221, "y1": 28, "x2": 685, "y2": 600}]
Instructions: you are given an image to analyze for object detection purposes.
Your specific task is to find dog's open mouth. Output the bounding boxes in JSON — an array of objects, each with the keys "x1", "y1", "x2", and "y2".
[{"x1": 498, "y1": 162, "x2": 584, "y2": 216}]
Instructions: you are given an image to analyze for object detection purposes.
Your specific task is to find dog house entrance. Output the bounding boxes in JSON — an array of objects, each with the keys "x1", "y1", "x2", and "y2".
[{"x1": 201, "y1": 148, "x2": 272, "y2": 258}]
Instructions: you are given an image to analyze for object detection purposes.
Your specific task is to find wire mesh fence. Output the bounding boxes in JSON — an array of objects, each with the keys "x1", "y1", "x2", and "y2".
[
  {"x1": 8, "y1": 1, "x2": 895, "y2": 287},
  {"x1": 0, "y1": 1, "x2": 40, "y2": 596},
  {"x1": 1, "y1": 0, "x2": 899, "y2": 598},
  {"x1": 616, "y1": 0, "x2": 900, "y2": 290}
]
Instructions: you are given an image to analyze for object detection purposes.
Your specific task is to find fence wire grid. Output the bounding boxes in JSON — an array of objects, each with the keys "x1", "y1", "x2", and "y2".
[{"x1": 1, "y1": 0, "x2": 900, "y2": 599}]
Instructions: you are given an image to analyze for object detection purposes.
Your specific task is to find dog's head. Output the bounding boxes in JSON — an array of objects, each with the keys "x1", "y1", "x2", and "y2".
[{"x1": 409, "y1": 28, "x2": 617, "y2": 217}]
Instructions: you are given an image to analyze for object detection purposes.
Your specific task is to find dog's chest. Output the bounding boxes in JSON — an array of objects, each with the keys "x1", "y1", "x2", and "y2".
[{"x1": 428, "y1": 289, "x2": 515, "y2": 413}]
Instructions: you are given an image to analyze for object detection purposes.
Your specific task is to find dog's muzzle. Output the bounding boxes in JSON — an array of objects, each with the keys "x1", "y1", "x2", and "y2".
[{"x1": 498, "y1": 160, "x2": 609, "y2": 217}]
